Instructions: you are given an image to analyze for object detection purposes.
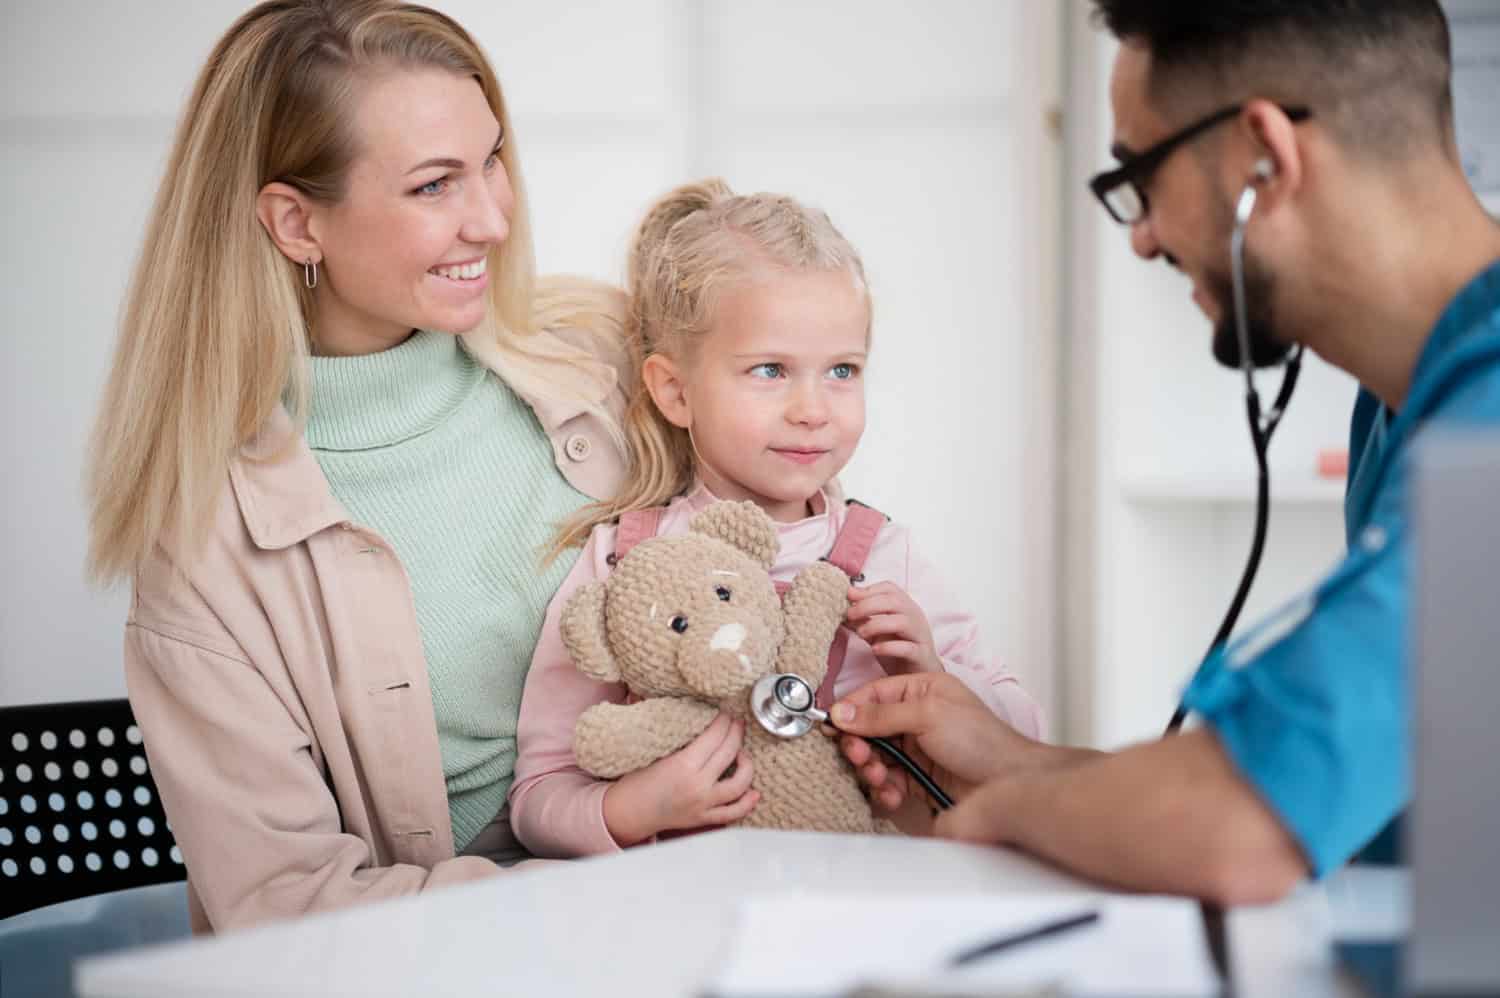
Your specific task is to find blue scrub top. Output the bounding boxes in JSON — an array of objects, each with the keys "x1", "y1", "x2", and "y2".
[{"x1": 1180, "y1": 258, "x2": 1500, "y2": 877}]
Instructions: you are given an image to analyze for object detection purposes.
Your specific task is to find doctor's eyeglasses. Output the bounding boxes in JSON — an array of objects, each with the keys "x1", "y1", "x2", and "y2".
[{"x1": 1089, "y1": 103, "x2": 1311, "y2": 225}]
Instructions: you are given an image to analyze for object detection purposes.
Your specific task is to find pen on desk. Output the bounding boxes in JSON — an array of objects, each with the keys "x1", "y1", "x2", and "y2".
[{"x1": 945, "y1": 909, "x2": 1102, "y2": 968}]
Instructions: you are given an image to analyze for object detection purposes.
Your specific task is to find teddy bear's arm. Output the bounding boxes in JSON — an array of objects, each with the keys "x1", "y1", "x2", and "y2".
[
  {"x1": 776, "y1": 559, "x2": 851, "y2": 688},
  {"x1": 573, "y1": 697, "x2": 721, "y2": 779}
]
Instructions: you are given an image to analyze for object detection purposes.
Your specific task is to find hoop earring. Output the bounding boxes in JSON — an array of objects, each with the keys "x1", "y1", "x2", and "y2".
[{"x1": 304, "y1": 258, "x2": 319, "y2": 290}]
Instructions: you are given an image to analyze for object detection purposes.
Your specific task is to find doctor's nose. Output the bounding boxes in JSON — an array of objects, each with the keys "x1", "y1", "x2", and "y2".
[{"x1": 1129, "y1": 215, "x2": 1161, "y2": 261}]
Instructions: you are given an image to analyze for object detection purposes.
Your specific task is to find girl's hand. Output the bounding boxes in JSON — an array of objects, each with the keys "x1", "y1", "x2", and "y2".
[
  {"x1": 846, "y1": 582, "x2": 942, "y2": 675},
  {"x1": 601, "y1": 713, "x2": 759, "y2": 846}
]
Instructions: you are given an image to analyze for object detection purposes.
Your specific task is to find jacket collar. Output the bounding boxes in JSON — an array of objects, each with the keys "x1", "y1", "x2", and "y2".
[
  {"x1": 228, "y1": 406, "x2": 348, "y2": 551},
  {"x1": 458, "y1": 329, "x2": 617, "y2": 434}
]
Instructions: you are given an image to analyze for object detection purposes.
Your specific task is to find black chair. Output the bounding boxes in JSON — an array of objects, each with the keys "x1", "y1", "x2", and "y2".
[{"x1": 0, "y1": 699, "x2": 185, "y2": 920}]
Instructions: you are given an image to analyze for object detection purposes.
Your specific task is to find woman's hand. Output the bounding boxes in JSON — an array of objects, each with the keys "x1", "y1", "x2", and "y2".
[
  {"x1": 845, "y1": 582, "x2": 942, "y2": 675},
  {"x1": 601, "y1": 713, "x2": 759, "y2": 847},
  {"x1": 831, "y1": 672, "x2": 1066, "y2": 814}
]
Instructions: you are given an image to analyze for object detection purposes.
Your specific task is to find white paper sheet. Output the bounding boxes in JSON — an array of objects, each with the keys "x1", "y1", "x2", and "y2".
[
  {"x1": 702, "y1": 891, "x2": 1221, "y2": 997},
  {"x1": 1325, "y1": 866, "x2": 1410, "y2": 942}
]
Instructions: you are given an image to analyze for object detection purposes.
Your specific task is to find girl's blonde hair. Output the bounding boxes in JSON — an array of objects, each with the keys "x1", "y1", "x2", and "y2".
[
  {"x1": 549, "y1": 178, "x2": 870, "y2": 556},
  {"x1": 86, "y1": 0, "x2": 626, "y2": 583}
]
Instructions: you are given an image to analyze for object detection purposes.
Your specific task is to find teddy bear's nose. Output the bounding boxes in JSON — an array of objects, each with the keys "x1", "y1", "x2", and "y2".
[{"x1": 709, "y1": 621, "x2": 747, "y2": 653}]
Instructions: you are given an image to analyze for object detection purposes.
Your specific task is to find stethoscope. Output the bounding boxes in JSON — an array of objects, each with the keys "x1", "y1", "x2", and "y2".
[
  {"x1": 749, "y1": 672, "x2": 955, "y2": 810},
  {"x1": 1165, "y1": 164, "x2": 1303, "y2": 734}
]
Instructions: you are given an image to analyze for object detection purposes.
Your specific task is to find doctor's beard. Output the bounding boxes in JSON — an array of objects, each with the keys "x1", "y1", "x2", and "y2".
[{"x1": 1206, "y1": 243, "x2": 1293, "y2": 370}]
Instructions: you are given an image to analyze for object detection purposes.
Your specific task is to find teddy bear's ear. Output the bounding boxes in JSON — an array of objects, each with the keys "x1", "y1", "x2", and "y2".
[
  {"x1": 687, "y1": 500, "x2": 778, "y2": 570},
  {"x1": 560, "y1": 581, "x2": 621, "y2": 683}
]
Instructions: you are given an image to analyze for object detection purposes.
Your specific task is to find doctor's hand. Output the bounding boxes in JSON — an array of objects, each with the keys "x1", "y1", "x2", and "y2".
[
  {"x1": 845, "y1": 582, "x2": 942, "y2": 675},
  {"x1": 602, "y1": 713, "x2": 759, "y2": 847},
  {"x1": 830, "y1": 673, "x2": 1055, "y2": 815}
]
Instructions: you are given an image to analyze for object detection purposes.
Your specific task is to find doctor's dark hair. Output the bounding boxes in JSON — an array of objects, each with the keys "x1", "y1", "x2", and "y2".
[{"x1": 1090, "y1": 0, "x2": 1455, "y2": 161}]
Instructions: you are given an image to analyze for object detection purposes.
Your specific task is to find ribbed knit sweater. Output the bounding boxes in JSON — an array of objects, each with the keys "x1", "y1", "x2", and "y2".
[{"x1": 304, "y1": 330, "x2": 585, "y2": 850}]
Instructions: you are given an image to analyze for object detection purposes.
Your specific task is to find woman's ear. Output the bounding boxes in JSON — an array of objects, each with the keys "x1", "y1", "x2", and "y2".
[
  {"x1": 642, "y1": 353, "x2": 692, "y2": 430},
  {"x1": 256, "y1": 181, "x2": 322, "y2": 267}
]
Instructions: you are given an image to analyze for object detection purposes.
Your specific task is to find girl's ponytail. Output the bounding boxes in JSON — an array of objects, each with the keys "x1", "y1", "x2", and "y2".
[{"x1": 545, "y1": 180, "x2": 730, "y2": 558}]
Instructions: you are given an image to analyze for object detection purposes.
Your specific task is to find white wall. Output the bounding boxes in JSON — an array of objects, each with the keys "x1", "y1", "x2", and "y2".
[{"x1": 0, "y1": 2, "x2": 1064, "y2": 722}]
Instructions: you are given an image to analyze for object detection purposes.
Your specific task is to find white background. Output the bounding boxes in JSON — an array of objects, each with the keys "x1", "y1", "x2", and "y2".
[
  {"x1": 0, "y1": 2, "x2": 1067, "y2": 732},
  {"x1": 4, "y1": 2, "x2": 1494, "y2": 747}
]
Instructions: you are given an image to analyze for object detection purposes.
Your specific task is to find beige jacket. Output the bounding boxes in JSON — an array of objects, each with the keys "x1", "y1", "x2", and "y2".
[{"x1": 124, "y1": 334, "x2": 628, "y2": 933}]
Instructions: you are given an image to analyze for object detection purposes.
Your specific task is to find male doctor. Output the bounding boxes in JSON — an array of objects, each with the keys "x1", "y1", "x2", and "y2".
[{"x1": 835, "y1": 0, "x2": 1500, "y2": 904}]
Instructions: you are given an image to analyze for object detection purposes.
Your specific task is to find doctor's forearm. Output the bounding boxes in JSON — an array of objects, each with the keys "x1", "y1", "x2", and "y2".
[{"x1": 981, "y1": 730, "x2": 1308, "y2": 904}]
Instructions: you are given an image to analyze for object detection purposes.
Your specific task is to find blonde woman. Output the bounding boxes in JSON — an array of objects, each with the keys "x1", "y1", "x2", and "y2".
[
  {"x1": 86, "y1": 0, "x2": 631, "y2": 932},
  {"x1": 508, "y1": 180, "x2": 1044, "y2": 857}
]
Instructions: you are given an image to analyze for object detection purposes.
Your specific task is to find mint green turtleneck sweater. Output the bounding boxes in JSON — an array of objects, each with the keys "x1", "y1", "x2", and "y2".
[{"x1": 305, "y1": 331, "x2": 585, "y2": 850}]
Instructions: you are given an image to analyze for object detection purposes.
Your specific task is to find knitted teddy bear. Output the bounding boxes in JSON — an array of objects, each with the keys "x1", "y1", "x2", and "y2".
[{"x1": 561, "y1": 499, "x2": 886, "y2": 834}]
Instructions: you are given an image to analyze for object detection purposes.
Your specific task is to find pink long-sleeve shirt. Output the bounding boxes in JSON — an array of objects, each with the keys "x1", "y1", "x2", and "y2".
[{"x1": 508, "y1": 484, "x2": 1045, "y2": 858}]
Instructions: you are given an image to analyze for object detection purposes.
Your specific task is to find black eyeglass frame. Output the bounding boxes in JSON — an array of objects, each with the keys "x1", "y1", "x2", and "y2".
[{"x1": 1089, "y1": 104, "x2": 1312, "y2": 225}]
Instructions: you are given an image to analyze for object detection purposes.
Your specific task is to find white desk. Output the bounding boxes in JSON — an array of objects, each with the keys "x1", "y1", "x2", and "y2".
[{"x1": 75, "y1": 829, "x2": 1371, "y2": 997}]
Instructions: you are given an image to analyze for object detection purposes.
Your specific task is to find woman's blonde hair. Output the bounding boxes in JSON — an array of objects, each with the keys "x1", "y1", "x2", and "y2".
[
  {"x1": 549, "y1": 178, "x2": 870, "y2": 556},
  {"x1": 86, "y1": 0, "x2": 626, "y2": 583}
]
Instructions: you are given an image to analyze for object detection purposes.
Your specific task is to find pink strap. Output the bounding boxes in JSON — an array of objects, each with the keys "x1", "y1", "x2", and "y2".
[
  {"x1": 815, "y1": 630, "x2": 852, "y2": 710},
  {"x1": 612, "y1": 507, "x2": 665, "y2": 564},
  {"x1": 824, "y1": 502, "x2": 885, "y2": 582},
  {"x1": 816, "y1": 501, "x2": 886, "y2": 709}
]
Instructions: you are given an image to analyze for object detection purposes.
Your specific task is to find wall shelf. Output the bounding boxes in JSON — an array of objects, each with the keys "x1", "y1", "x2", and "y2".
[{"x1": 1119, "y1": 473, "x2": 1346, "y2": 506}]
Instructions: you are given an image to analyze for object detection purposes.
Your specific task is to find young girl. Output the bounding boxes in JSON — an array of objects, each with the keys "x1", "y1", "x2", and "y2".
[{"x1": 509, "y1": 179, "x2": 1043, "y2": 857}]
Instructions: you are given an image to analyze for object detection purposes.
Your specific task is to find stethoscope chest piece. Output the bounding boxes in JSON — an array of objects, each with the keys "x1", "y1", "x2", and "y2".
[
  {"x1": 747, "y1": 672, "x2": 956, "y2": 810},
  {"x1": 750, "y1": 673, "x2": 827, "y2": 739}
]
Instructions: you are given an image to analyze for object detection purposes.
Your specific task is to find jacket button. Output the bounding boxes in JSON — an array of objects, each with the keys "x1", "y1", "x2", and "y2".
[{"x1": 564, "y1": 434, "x2": 592, "y2": 462}]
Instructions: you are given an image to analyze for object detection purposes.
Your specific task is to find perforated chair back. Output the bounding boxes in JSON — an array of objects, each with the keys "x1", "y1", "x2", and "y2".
[{"x1": 0, "y1": 699, "x2": 184, "y2": 918}]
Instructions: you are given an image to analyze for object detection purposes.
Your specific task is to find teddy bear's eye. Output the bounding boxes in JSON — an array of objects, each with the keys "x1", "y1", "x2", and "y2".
[
  {"x1": 715, "y1": 586, "x2": 731, "y2": 602},
  {"x1": 669, "y1": 615, "x2": 689, "y2": 634}
]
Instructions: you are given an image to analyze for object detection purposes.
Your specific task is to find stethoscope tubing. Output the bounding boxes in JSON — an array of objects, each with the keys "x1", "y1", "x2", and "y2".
[
  {"x1": 862, "y1": 733, "x2": 955, "y2": 810},
  {"x1": 1164, "y1": 178, "x2": 1302, "y2": 736}
]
